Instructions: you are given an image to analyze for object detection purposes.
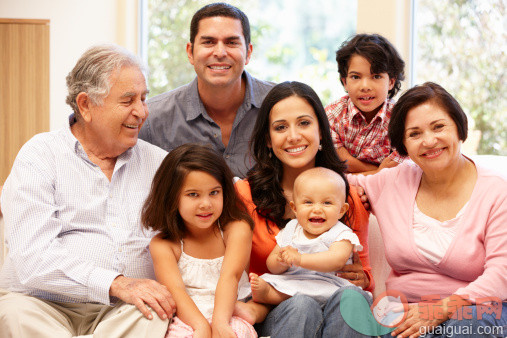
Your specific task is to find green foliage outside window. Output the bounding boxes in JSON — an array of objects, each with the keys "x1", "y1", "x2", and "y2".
[
  {"x1": 146, "y1": 0, "x2": 505, "y2": 155},
  {"x1": 415, "y1": 0, "x2": 506, "y2": 155},
  {"x1": 146, "y1": 0, "x2": 356, "y2": 104}
]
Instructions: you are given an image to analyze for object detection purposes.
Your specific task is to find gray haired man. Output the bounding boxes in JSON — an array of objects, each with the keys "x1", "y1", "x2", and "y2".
[{"x1": 0, "y1": 44, "x2": 174, "y2": 337}]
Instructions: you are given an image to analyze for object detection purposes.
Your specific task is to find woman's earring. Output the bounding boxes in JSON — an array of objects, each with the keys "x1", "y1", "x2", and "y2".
[
  {"x1": 268, "y1": 149, "x2": 272, "y2": 158},
  {"x1": 318, "y1": 143, "x2": 322, "y2": 151}
]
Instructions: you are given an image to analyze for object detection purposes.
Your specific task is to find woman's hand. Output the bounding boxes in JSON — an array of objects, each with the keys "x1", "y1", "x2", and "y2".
[
  {"x1": 391, "y1": 295, "x2": 471, "y2": 338},
  {"x1": 355, "y1": 185, "x2": 370, "y2": 211},
  {"x1": 390, "y1": 303, "x2": 446, "y2": 338},
  {"x1": 336, "y1": 252, "x2": 370, "y2": 289}
]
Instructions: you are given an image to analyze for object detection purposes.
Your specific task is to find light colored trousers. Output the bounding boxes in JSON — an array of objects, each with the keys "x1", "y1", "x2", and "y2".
[{"x1": 0, "y1": 289, "x2": 169, "y2": 338}]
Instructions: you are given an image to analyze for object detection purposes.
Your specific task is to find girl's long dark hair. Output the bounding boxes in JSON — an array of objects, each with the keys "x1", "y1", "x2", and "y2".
[
  {"x1": 142, "y1": 144, "x2": 254, "y2": 241},
  {"x1": 247, "y1": 81, "x2": 353, "y2": 230}
]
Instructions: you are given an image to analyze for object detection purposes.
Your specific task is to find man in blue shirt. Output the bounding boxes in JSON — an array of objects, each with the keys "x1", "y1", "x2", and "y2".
[{"x1": 139, "y1": 3, "x2": 274, "y2": 177}]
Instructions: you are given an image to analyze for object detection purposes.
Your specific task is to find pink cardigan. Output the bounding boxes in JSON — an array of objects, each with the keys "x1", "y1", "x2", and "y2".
[{"x1": 348, "y1": 161, "x2": 507, "y2": 303}]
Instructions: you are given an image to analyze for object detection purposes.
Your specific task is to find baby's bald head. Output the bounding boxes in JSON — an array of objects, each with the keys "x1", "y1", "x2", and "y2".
[{"x1": 293, "y1": 167, "x2": 347, "y2": 203}]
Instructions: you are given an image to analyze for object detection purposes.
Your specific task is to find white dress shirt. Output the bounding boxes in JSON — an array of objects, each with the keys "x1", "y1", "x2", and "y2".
[{"x1": 0, "y1": 116, "x2": 167, "y2": 305}]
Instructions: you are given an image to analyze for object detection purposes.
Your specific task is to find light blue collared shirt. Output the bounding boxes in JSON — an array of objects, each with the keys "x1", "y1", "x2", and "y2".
[{"x1": 0, "y1": 116, "x2": 167, "y2": 304}]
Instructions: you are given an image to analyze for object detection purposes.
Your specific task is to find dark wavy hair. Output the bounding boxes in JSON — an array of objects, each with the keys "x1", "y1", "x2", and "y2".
[
  {"x1": 389, "y1": 82, "x2": 468, "y2": 157},
  {"x1": 142, "y1": 144, "x2": 253, "y2": 241},
  {"x1": 247, "y1": 81, "x2": 353, "y2": 230},
  {"x1": 336, "y1": 33, "x2": 405, "y2": 99}
]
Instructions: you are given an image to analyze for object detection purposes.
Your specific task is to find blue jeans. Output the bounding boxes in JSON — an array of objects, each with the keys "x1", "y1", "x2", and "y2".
[
  {"x1": 382, "y1": 303, "x2": 507, "y2": 338},
  {"x1": 255, "y1": 285, "x2": 373, "y2": 338}
]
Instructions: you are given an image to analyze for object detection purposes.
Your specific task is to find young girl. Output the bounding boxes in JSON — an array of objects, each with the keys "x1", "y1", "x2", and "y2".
[
  {"x1": 248, "y1": 167, "x2": 368, "y2": 306},
  {"x1": 142, "y1": 144, "x2": 257, "y2": 338}
]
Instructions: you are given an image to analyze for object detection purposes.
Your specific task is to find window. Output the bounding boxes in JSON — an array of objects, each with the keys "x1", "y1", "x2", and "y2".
[
  {"x1": 142, "y1": 0, "x2": 357, "y2": 105},
  {"x1": 412, "y1": 0, "x2": 506, "y2": 155}
]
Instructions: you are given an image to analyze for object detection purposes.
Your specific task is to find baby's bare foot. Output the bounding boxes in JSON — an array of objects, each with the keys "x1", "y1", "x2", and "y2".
[
  {"x1": 249, "y1": 273, "x2": 270, "y2": 303},
  {"x1": 233, "y1": 301, "x2": 256, "y2": 325}
]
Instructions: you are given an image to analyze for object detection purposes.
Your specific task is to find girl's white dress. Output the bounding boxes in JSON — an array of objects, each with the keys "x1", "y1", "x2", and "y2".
[
  {"x1": 177, "y1": 237, "x2": 251, "y2": 318},
  {"x1": 260, "y1": 219, "x2": 363, "y2": 305}
]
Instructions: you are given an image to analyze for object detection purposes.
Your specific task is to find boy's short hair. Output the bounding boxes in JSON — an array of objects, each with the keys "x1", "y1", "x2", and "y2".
[{"x1": 336, "y1": 34, "x2": 405, "y2": 99}]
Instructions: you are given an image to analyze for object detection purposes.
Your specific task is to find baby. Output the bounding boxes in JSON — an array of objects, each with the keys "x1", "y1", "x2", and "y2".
[{"x1": 249, "y1": 167, "x2": 364, "y2": 305}]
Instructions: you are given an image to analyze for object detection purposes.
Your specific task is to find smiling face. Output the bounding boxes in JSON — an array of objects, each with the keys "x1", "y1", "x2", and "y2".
[
  {"x1": 403, "y1": 101, "x2": 462, "y2": 173},
  {"x1": 178, "y1": 170, "x2": 223, "y2": 233},
  {"x1": 342, "y1": 54, "x2": 395, "y2": 119},
  {"x1": 290, "y1": 170, "x2": 349, "y2": 239},
  {"x1": 268, "y1": 95, "x2": 321, "y2": 175},
  {"x1": 82, "y1": 66, "x2": 149, "y2": 156},
  {"x1": 187, "y1": 16, "x2": 252, "y2": 90}
]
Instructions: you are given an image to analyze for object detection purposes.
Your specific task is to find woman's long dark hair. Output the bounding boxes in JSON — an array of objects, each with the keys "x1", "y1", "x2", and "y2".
[
  {"x1": 247, "y1": 81, "x2": 353, "y2": 230},
  {"x1": 142, "y1": 144, "x2": 254, "y2": 241}
]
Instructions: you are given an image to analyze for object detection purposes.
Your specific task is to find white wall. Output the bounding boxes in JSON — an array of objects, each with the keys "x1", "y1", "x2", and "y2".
[
  {"x1": 357, "y1": 0, "x2": 412, "y2": 93},
  {"x1": 0, "y1": 0, "x2": 139, "y2": 130}
]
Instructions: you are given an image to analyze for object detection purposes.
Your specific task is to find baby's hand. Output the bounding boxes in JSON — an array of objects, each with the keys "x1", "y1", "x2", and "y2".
[
  {"x1": 276, "y1": 250, "x2": 290, "y2": 267},
  {"x1": 279, "y1": 246, "x2": 301, "y2": 267}
]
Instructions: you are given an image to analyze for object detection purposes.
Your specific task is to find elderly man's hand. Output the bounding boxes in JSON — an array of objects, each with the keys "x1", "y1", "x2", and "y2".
[{"x1": 109, "y1": 275, "x2": 175, "y2": 320}]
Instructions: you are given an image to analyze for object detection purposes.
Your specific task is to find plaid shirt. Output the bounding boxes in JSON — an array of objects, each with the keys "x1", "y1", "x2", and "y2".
[{"x1": 325, "y1": 95, "x2": 404, "y2": 165}]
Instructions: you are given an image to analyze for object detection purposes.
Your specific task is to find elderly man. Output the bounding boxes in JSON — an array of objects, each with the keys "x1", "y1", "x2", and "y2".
[
  {"x1": 139, "y1": 2, "x2": 275, "y2": 177},
  {"x1": 0, "y1": 45, "x2": 174, "y2": 337}
]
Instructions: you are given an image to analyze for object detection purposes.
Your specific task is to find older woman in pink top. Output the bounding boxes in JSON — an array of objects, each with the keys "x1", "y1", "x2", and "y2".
[{"x1": 348, "y1": 82, "x2": 506, "y2": 337}]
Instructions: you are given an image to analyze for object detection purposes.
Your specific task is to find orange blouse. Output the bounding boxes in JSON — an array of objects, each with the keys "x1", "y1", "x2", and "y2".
[{"x1": 235, "y1": 179, "x2": 374, "y2": 292}]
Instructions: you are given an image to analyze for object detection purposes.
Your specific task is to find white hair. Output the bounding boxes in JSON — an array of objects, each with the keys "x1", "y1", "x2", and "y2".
[{"x1": 65, "y1": 44, "x2": 147, "y2": 117}]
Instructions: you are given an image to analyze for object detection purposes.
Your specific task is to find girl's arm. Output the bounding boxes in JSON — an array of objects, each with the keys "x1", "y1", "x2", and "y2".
[
  {"x1": 282, "y1": 240, "x2": 353, "y2": 272},
  {"x1": 211, "y1": 220, "x2": 253, "y2": 336},
  {"x1": 150, "y1": 235, "x2": 210, "y2": 336},
  {"x1": 266, "y1": 244, "x2": 290, "y2": 274}
]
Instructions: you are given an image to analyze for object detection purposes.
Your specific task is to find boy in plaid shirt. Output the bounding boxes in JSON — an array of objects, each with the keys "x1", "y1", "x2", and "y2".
[{"x1": 326, "y1": 34, "x2": 405, "y2": 174}]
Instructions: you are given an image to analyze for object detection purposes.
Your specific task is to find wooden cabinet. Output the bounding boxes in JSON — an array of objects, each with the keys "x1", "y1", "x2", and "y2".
[{"x1": 0, "y1": 19, "x2": 50, "y2": 184}]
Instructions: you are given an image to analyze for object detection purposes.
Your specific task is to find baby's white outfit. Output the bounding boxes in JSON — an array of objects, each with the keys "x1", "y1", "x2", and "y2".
[
  {"x1": 177, "y1": 232, "x2": 251, "y2": 318},
  {"x1": 260, "y1": 219, "x2": 363, "y2": 305}
]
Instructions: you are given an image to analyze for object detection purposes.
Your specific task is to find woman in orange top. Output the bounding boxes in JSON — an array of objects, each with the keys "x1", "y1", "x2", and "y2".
[{"x1": 236, "y1": 81, "x2": 373, "y2": 337}]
